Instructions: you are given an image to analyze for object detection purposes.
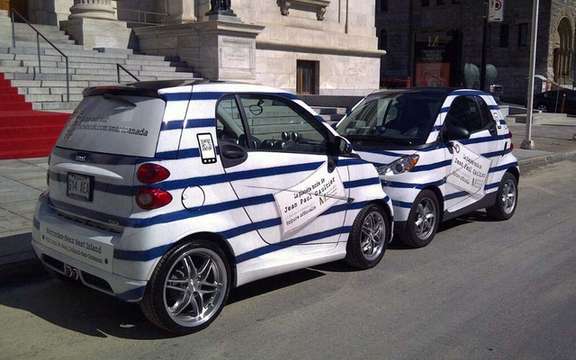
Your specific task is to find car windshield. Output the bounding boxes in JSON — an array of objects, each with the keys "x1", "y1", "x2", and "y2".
[{"x1": 336, "y1": 92, "x2": 445, "y2": 146}]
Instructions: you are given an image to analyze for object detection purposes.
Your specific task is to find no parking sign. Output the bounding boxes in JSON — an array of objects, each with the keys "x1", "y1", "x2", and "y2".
[{"x1": 488, "y1": 0, "x2": 504, "y2": 22}]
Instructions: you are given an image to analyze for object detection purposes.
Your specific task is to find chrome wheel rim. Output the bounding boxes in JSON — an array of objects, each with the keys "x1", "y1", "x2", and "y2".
[
  {"x1": 501, "y1": 179, "x2": 517, "y2": 215},
  {"x1": 163, "y1": 248, "x2": 227, "y2": 328},
  {"x1": 414, "y1": 198, "x2": 437, "y2": 240},
  {"x1": 360, "y1": 211, "x2": 386, "y2": 261}
]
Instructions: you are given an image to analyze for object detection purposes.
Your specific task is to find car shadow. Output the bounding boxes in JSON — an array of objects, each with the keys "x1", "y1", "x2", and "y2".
[
  {"x1": 0, "y1": 267, "x2": 326, "y2": 340},
  {"x1": 387, "y1": 210, "x2": 500, "y2": 250}
]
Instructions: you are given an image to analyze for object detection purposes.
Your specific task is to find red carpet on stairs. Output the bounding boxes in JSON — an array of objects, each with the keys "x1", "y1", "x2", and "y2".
[{"x1": 0, "y1": 73, "x2": 70, "y2": 159}]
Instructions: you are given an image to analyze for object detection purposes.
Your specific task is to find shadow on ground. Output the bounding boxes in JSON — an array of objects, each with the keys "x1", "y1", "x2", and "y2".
[{"x1": 0, "y1": 266, "x2": 326, "y2": 340}]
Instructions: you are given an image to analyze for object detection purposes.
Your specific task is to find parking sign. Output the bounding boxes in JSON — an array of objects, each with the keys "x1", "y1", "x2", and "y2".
[{"x1": 488, "y1": 0, "x2": 504, "y2": 22}]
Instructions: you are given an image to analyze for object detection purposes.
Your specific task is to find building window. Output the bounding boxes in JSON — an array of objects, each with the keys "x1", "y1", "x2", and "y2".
[
  {"x1": 499, "y1": 24, "x2": 509, "y2": 47},
  {"x1": 297, "y1": 60, "x2": 319, "y2": 95},
  {"x1": 378, "y1": 0, "x2": 388, "y2": 12},
  {"x1": 421, "y1": 0, "x2": 430, "y2": 7},
  {"x1": 518, "y1": 23, "x2": 529, "y2": 47},
  {"x1": 378, "y1": 29, "x2": 388, "y2": 50}
]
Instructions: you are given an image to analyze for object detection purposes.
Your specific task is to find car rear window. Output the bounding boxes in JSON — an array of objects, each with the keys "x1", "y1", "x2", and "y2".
[{"x1": 56, "y1": 95, "x2": 166, "y2": 157}]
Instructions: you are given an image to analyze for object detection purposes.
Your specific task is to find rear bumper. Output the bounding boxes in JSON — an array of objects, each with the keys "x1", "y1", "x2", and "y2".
[{"x1": 32, "y1": 195, "x2": 147, "y2": 302}]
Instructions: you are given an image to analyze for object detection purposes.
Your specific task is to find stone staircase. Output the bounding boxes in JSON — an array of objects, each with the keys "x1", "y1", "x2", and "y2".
[{"x1": 0, "y1": 20, "x2": 198, "y2": 112}]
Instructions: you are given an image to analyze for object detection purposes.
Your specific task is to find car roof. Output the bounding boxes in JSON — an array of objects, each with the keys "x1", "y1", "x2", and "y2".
[{"x1": 367, "y1": 87, "x2": 492, "y2": 99}]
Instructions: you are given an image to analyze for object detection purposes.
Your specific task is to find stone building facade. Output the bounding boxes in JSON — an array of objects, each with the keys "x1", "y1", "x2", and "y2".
[
  {"x1": 1, "y1": 0, "x2": 383, "y2": 95},
  {"x1": 376, "y1": 0, "x2": 576, "y2": 102}
]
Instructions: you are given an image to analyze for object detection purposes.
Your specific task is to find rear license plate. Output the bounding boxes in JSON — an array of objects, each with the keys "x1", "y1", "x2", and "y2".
[
  {"x1": 63, "y1": 264, "x2": 81, "y2": 281},
  {"x1": 67, "y1": 173, "x2": 93, "y2": 202}
]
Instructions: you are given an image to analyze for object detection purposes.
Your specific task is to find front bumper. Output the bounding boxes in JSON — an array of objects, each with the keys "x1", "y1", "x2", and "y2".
[{"x1": 32, "y1": 195, "x2": 147, "y2": 302}]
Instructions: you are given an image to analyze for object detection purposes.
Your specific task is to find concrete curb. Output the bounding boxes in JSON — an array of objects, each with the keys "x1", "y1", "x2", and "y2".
[
  {"x1": 517, "y1": 150, "x2": 576, "y2": 173},
  {"x1": 1, "y1": 150, "x2": 575, "y2": 282}
]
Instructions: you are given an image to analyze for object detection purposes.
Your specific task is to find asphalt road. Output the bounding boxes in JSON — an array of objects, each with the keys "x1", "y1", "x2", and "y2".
[{"x1": 1, "y1": 161, "x2": 575, "y2": 360}]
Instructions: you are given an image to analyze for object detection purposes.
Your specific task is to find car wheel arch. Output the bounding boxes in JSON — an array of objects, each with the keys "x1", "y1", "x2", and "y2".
[
  {"x1": 421, "y1": 185, "x2": 444, "y2": 220},
  {"x1": 168, "y1": 231, "x2": 238, "y2": 288}
]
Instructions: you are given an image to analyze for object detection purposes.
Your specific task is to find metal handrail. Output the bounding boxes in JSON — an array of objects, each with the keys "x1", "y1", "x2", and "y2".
[
  {"x1": 118, "y1": 8, "x2": 169, "y2": 25},
  {"x1": 10, "y1": 9, "x2": 70, "y2": 102},
  {"x1": 116, "y1": 64, "x2": 140, "y2": 83}
]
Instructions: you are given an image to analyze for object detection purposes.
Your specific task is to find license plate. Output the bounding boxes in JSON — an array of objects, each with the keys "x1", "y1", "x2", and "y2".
[
  {"x1": 67, "y1": 173, "x2": 93, "y2": 202},
  {"x1": 63, "y1": 264, "x2": 81, "y2": 280}
]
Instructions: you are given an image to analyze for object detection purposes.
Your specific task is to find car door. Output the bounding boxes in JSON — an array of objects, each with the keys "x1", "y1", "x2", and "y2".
[
  {"x1": 215, "y1": 94, "x2": 350, "y2": 247},
  {"x1": 442, "y1": 95, "x2": 499, "y2": 213}
]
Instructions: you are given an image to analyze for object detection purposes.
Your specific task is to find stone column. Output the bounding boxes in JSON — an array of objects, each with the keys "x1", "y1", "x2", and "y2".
[
  {"x1": 166, "y1": 0, "x2": 196, "y2": 24},
  {"x1": 69, "y1": 0, "x2": 115, "y2": 20},
  {"x1": 64, "y1": 0, "x2": 131, "y2": 49}
]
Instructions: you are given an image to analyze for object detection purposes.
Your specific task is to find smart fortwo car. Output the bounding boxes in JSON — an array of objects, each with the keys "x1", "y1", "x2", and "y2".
[
  {"x1": 32, "y1": 81, "x2": 394, "y2": 334},
  {"x1": 336, "y1": 88, "x2": 519, "y2": 248}
]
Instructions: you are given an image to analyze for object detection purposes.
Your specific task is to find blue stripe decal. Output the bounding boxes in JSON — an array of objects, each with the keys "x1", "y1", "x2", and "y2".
[
  {"x1": 185, "y1": 118, "x2": 215, "y2": 128},
  {"x1": 235, "y1": 226, "x2": 352, "y2": 264},
  {"x1": 161, "y1": 120, "x2": 185, "y2": 131},
  {"x1": 499, "y1": 120, "x2": 507, "y2": 125},
  {"x1": 392, "y1": 200, "x2": 413, "y2": 208},
  {"x1": 413, "y1": 160, "x2": 452, "y2": 172},
  {"x1": 448, "y1": 90, "x2": 489, "y2": 97},
  {"x1": 162, "y1": 93, "x2": 192, "y2": 102},
  {"x1": 383, "y1": 179, "x2": 446, "y2": 189},
  {"x1": 489, "y1": 162, "x2": 518, "y2": 173},
  {"x1": 444, "y1": 182, "x2": 502, "y2": 201},
  {"x1": 344, "y1": 177, "x2": 381, "y2": 189},
  {"x1": 115, "y1": 198, "x2": 382, "y2": 262}
]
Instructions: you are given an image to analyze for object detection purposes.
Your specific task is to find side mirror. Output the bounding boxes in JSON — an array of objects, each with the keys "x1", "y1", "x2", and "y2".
[
  {"x1": 336, "y1": 136, "x2": 353, "y2": 155},
  {"x1": 443, "y1": 125, "x2": 470, "y2": 142}
]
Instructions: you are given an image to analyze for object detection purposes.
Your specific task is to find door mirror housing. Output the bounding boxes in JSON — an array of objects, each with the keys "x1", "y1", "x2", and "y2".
[
  {"x1": 335, "y1": 136, "x2": 353, "y2": 156},
  {"x1": 443, "y1": 124, "x2": 470, "y2": 142}
]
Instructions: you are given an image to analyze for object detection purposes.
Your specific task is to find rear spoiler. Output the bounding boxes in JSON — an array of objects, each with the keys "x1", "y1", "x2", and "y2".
[{"x1": 83, "y1": 86, "x2": 162, "y2": 99}]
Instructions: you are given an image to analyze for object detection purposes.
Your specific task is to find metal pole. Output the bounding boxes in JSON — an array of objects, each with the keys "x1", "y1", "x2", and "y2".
[
  {"x1": 65, "y1": 57, "x2": 70, "y2": 102},
  {"x1": 36, "y1": 32, "x2": 42, "y2": 73},
  {"x1": 521, "y1": 0, "x2": 539, "y2": 150},
  {"x1": 480, "y1": 1, "x2": 489, "y2": 91},
  {"x1": 11, "y1": 11, "x2": 15, "y2": 48},
  {"x1": 117, "y1": 64, "x2": 121, "y2": 83}
]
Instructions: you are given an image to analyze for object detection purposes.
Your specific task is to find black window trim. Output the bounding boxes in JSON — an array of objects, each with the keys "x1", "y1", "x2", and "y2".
[{"x1": 473, "y1": 96, "x2": 498, "y2": 136}]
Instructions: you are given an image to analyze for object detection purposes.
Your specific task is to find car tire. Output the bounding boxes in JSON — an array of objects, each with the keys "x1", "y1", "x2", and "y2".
[
  {"x1": 486, "y1": 172, "x2": 518, "y2": 221},
  {"x1": 140, "y1": 239, "x2": 231, "y2": 335},
  {"x1": 345, "y1": 204, "x2": 391, "y2": 269},
  {"x1": 399, "y1": 190, "x2": 441, "y2": 248}
]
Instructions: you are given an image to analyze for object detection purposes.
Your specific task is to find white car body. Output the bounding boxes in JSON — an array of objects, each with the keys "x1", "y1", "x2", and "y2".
[
  {"x1": 338, "y1": 88, "x2": 519, "y2": 228},
  {"x1": 32, "y1": 81, "x2": 393, "y2": 302}
]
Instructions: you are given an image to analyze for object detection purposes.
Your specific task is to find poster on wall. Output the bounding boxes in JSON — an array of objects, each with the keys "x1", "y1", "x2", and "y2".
[
  {"x1": 415, "y1": 63, "x2": 451, "y2": 87},
  {"x1": 488, "y1": 0, "x2": 505, "y2": 23}
]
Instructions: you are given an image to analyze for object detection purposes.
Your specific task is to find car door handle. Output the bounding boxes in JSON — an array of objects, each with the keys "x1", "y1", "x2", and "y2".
[{"x1": 221, "y1": 145, "x2": 246, "y2": 159}]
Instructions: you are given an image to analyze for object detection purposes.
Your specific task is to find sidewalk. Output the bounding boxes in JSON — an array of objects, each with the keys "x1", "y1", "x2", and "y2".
[{"x1": 1, "y1": 122, "x2": 575, "y2": 279}]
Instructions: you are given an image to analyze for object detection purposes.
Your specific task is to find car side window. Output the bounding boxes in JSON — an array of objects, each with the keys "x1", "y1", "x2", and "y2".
[
  {"x1": 476, "y1": 97, "x2": 498, "y2": 136},
  {"x1": 215, "y1": 96, "x2": 248, "y2": 147},
  {"x1": 237, "y1": 95, "x2": 328, "y2": 154},
  {"x1": 445, "y1": 96, "x2": 484, "y2": 136}
]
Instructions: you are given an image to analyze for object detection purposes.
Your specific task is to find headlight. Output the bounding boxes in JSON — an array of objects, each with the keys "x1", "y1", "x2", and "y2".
[{"x1": 377, "y1": 154, "x2": 420, "y2": 176}]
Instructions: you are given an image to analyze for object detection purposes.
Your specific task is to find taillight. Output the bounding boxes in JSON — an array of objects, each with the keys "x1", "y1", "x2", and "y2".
[
  {"x1": 136, "y1": 188, "x2": 173, "y2": 210},
  {"x1": 137, "y1": 163, "x2": 170, "y2": 184}
]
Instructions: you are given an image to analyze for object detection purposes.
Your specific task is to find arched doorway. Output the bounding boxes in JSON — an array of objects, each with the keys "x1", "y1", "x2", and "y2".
[{"x1": 554, "y1": 17, "x2": 574, "y2": 85}]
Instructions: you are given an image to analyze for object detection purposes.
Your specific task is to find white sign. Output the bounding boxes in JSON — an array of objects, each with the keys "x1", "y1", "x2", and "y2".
[
  {"x1": 488, "y1": 0, "x2": 504, "y2": 22},
  {"x1": 274, "y1": 162, "x2": 346, "y2": 236},
  {"x1": 447, "y1": 142, "x2": 492, "y2": 198},
  {"x1": 40, "y1": 226, "x2": 114, "y2": 272}
]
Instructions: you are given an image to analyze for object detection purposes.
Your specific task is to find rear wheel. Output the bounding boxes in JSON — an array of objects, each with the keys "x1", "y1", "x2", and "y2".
[
  {"x1": 486, "y1": 172, "x2": 518, "y2": 220},
  {"x1": 346, "y1": 204, "x2": 391, "y2": 269},
  {"x1": 140, "y1": 239, "x2": 231, "y2": 334},
  {"x1": 399, "y1": 190, "x2": 440, "y2": 248}
]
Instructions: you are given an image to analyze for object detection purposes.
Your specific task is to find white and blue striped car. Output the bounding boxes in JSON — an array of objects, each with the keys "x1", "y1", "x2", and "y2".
[
  {"x1": 337, "y1": 88, "x2": 519, "y2": 248},
  {"x1": 32, "y1": 81, "x2": 394, "y2": 334}
]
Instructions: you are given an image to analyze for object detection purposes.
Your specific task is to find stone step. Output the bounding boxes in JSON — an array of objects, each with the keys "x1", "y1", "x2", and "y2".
[
  {"x1": 33, "y1": 101, "x2": 80, "y2": 111},
  {"x1": 13, "y1": 23, "x2": 65, "y2": 33},
  {"x1": 14, "y1": 35, "x2": 75, "y2": 45},
  {"x1": 25, "y1": 94, "x2": 64, "y2": 102},
  {"x1": 14, "y1": 40, "x2": 86, "y2": 51}
]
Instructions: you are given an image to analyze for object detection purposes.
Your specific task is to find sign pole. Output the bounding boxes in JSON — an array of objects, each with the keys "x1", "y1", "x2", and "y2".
[
  {"x1": 480, "y1": 6, "x2": 489, "y2": 91},
  {"x1": 521, "y1": 0, "x2": 539, "y2": 150}
]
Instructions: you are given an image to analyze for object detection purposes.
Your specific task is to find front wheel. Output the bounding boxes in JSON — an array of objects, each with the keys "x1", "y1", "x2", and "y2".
[
  {"x1": 486, "y1": 172, "x2": 518, "y2": 220},
  {"x1": 140, "y1": 239, "x2": 231, "y2": 334},
  {"x1": 346, "y1": 204, "x2": 391, "y2": 269},
  {"x1": 398, "y1": 190, "x2": 440, "y2": 248}
]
